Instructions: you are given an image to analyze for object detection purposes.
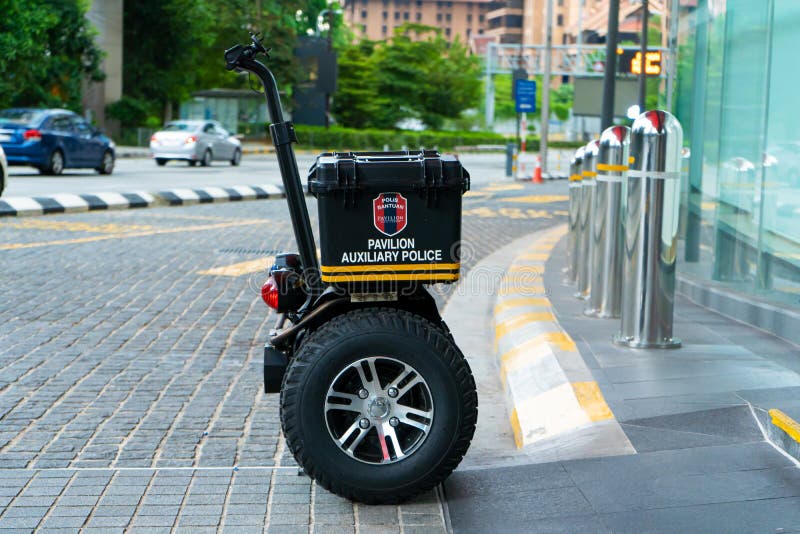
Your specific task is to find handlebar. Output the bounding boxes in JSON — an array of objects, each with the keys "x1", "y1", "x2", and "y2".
[
  {"x1": 224, "y1": 33, "x2": 270, "y2": 70},
  {"x1": 224, "y1": 33, "x2": 283, "y2": 124}
]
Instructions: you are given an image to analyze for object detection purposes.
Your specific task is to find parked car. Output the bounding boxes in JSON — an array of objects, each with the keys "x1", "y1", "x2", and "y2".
[
  {"x1": 0, "y1": 108, "x2": 115, "y2": 175},
  {"x1": 150, "y1": 120, "x2": 242, "y2": 167},
  {"x1": 0, "y1": 145, "x2": 7, "y2": 196}
]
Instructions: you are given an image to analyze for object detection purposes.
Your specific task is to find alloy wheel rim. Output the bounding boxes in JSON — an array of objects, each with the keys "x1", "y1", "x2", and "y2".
[
  {"x1": 324, "y1": 356, "x2": 434, "y2": 465},
  {"x1": 103, "y1": 153, "x2": 113, "y2": 172}
]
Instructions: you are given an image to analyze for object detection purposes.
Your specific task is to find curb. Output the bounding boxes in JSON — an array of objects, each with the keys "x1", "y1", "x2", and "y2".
[
  {"x1": 493, "y1": 224, "x2": 617, "y2": 448},
  {"x1": 764, "y1": 408, "x2": 800, "y2": 463},
  {"x1": 0, "y1": 184, "x2": 287, "y2": 217}
]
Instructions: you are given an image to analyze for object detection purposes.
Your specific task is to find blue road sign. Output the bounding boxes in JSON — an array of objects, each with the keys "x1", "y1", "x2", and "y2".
[{"x1": 515, "y1": 79, "x2": 536, "y2": 113}]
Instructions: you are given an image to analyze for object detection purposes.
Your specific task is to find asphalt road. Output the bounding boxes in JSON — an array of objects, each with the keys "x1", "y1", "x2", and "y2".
[{"x1": 3, "y1": 151, "x2": 574, "y2": 197}]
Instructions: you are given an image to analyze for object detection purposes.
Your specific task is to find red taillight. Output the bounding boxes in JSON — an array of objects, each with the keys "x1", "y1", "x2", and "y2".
[
  {"x1": 23, "y1": 129, "x2": 42, "y2": 141},
  {"x1": 261, "y1": 277, "x2": 279, "y2": 310},
  {"x1": 150, "y1": 134, "x2": 158, "y2": 142},
  {"x1": 185, "y1": 135, "x2": 197, "y2": 144}
]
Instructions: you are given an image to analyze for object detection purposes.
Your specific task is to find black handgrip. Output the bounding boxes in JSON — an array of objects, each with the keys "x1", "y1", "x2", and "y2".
[{"x1": 224, "y1": 33, "x2": 271, "y2": 71}]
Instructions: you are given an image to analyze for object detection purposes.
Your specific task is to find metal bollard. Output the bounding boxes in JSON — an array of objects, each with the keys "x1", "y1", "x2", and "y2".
[
  {"x1": 566, "y1": 147, "x2": 585, "y2": 284},
  {"x1": 575, "y1": 139, "x2": 599, "y2": 300},
  {"x1": 585, "y1": 126, "x2": 630, "y2": 318},
  {"x1": 506, "y1": 142, "x2": 516, "y2": 178},
  {"x1": 613, "y1": 110, "x2": 683, "y2": 349}
]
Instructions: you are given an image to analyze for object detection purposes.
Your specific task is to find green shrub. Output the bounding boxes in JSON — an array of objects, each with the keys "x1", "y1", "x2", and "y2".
[{"x1": 293, "y1": 125, "x2": 508, "y2": 151}]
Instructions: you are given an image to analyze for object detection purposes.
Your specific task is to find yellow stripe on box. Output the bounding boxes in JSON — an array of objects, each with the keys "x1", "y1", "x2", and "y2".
[
  {"x1": 321, "y1": 272, "x2": 459, "y2": 283},
  {"x1": 495, "y1": 312, "x2": 556, "y2": 340},
  {"x1": 597, "y1": 163, "x2": 629, "y2": 172},
  {"x1": 321, "y1": 262, "x2": 460, "y2": 273},
  {"x1": 571, "y1": 381, "x2": 614, "y2": 422},
  {"x1": 770, "y1": 408, "x2": 800, "y2": 443}
]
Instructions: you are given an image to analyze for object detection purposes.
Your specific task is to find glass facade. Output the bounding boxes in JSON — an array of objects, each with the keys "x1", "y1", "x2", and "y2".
[{"x1": 674, "y1": 0, "x2": 800, "y2": 311}]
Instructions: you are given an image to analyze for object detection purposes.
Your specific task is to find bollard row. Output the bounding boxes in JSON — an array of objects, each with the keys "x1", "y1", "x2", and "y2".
[{"x1": 566, "y1": 110, "x2": 684, "y2": 349}]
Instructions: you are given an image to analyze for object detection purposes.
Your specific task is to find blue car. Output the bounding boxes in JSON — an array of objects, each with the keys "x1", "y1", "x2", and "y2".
[{"x1": 0, "y1": 108, "x2": 115, "y2": 175}]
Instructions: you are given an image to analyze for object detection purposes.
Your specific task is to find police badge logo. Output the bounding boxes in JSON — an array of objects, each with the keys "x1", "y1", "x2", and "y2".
[{"x1": 373, "y1": 193, "x2": 408, "y2": 237}]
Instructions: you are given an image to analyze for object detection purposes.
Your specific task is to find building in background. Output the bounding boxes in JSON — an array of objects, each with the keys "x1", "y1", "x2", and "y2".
[
  {"x1": 484, "y1": 0, "x2": 574, "y2": 46},
  {"x1": 672, "y1": 0, "x2": 800, "y2": 335},
  {"x1": 343, "y1": 0, "x2": 492, "y2": 43},
  {"x1": 82, "y1": 0, "x2": 123, "y2": 134}
]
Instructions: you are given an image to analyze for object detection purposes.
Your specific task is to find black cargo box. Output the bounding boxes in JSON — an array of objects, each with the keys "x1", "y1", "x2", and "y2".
[{"x1": 307, "y1": 150, "x2": 470, "y2": 285}]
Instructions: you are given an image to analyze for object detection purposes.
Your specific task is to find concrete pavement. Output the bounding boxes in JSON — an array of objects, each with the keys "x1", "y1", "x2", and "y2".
[{"x1": 444, "y1": 225, "x2": 800, "y2": 533}]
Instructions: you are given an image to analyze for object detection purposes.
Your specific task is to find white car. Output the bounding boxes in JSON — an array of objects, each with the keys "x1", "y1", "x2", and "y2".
[
  {"x1": 0, "y1": 145, "x2": 7, "y2": 196},
  {"x1": 150, "y1": 120, "x2": 242, "y2": 167}
]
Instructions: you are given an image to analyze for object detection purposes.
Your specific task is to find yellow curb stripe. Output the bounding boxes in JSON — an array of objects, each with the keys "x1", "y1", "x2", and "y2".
[
  {"x1": 198, "y1": 257, "x2": 274, "y2": 277},
  {"x1": 510, "y1": 409, "x2": 523, "y2": 449},
  {"x1": 571, "y1": 382, "x2": 614, "y2": 422},
  {"x1": 507, "y1": 265, "x2": 544, "y2": 274},
  {"x1": 494, "y1": 297, "x2": 551, "y2": 315},
  {"x1": 596, "y1": 163, "x2": 629, "y2": 172},
  {"x1": 498, "y1": 285, "x2": 546, "y2": 296},
  {"x1": 495, "y1": 312, "x2": 556, "y2": 341},
  {"x1": 770, "y1": 409, "x2": 800, "y2": 443},
  {"x1": 499, "y1": 332, "x2": 577, "y2": 365},
  {"x1": 516, "y1": 253, "x2": 550, "y2": 261}
]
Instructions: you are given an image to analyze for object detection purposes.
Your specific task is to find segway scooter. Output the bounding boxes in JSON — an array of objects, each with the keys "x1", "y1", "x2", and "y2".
[{"x1": 225, "y1": 34, "x2": 477, "y2": 504}]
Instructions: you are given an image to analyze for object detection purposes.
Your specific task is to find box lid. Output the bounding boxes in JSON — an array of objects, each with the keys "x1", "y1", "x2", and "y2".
[{"x1": 307, "y1": 150, "x2": 470, "y2": 194}]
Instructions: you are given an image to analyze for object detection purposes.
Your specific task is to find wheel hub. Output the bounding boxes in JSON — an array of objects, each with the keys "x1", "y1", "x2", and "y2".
[{"x1": 368, "y1": 397, "x2": 390, "y2": 419}]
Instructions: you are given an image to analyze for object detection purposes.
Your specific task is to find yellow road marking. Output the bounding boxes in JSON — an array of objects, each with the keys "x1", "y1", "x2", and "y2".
[
  {"x1": 571, "y1": 382, "x2": 613, "y2": 422},
  {"x1": 499, "y1": 195, "x2": 569, "y2": 204},
  {"x1": 198, "y1": 257, "x2": 274, "y2": 277},
  {"x1": 484, "y1": 184, "x2": 523, "y2": 191},
  {"x1": 463, "y1": 191, "x2": 490, "y2": 198},
  {"x1": 493, "y1": 297, "x2": 550, "y2": 315},
  {"x1": 770, "y1": 409, "x2": 800, "y2": 443},
  {"x1": 0, "y1": 220, "x2": 268, "y2": 250},
  {"x1": 0, "y1": 219, "x2": 158, "y2": 234},
  {"x1": 495, "y1": 312, "x2": 556, "y2": 341}
]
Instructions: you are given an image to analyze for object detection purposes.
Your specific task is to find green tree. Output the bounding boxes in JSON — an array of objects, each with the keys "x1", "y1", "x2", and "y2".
[
  {"x1": 0, "y1": 0, "x2": 103, "y2": 110},
  {"x1": 333, "y1": 24, "x2": 482, "y2": 130}
]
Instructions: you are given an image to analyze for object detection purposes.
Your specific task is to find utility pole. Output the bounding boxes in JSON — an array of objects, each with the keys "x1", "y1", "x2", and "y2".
[
  {"x1": 601, "y1": 0, "x2": 620, "y2": 130},
  {"x1": 666, "y1": 0, "x2": 679, "y2": 110},
  {"x1": 638, "y1": 0, "x2": 649, "y2": 110},
  {"x1": 540, "y1": 0, "x2": 554, "y2": 176}
]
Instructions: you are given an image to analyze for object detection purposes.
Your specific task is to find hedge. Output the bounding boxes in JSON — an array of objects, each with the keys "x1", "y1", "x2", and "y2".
[
  {"x1": 293, "y1": 125, "x2": 508, "y2": 151},
  {"x1": 242, "y1": 124, "x2": 586, "y2": 152}
]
